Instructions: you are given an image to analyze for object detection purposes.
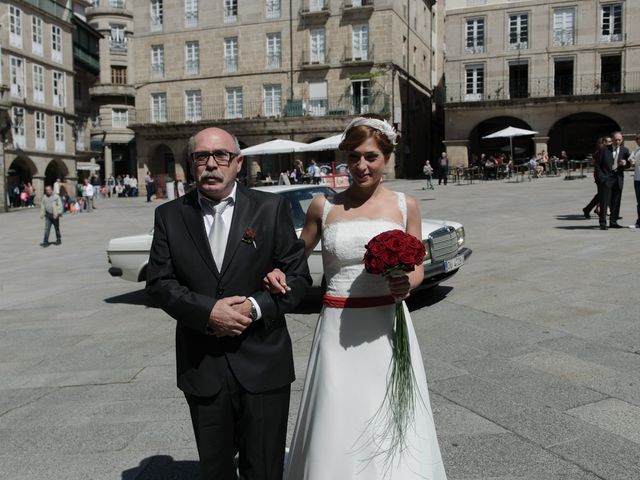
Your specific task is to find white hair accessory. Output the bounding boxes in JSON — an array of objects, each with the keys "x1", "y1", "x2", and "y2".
[{"x1": 343, "y1": 117, "x2": 398, "y2": 146}]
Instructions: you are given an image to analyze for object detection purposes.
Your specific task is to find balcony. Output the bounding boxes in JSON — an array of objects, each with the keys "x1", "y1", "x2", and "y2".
[
  {"x1": 342, "y1": 0, "x2": 374, "y2": 14},
  {"x1": 89, "y1": 83, "x2": 135, "y2": 98},
  {"x1": 444, "y1": 72, "x2": 640, "y2": 104},
  {"x1": 130, "y1": 93, "x2": 390, "y2": 125},
  {"x1": 74, "y1": 46, "x2": 100, "y2": 74},
  {"x1": 300, "y1": 49, "x2": 331, "y2": 69},
  {"x1": 86, "y1": 1, "x2": 133, "y2": 18},
  {"x1": 109, "y1": 37, "x2": 128, "y2": 54},
  {"x1": 24, "y1": 0, "x2": 73, "y2": 22},
  {"x1": 300, "y1": 2, "x2": 330, "y2": 19},
  {"x1": 340, "y1": 44, "x2": 374, "y2": 67}
]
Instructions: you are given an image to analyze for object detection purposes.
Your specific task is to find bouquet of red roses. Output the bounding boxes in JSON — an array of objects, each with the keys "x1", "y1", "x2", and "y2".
[{"x1": 363, "y1": 229, "x2": 426, "y2": 462}]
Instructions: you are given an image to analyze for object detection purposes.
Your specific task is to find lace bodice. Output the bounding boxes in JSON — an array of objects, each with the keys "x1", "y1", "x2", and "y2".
[{"x1": 321, "y1": 192, "x2": 407, "y2": 298}]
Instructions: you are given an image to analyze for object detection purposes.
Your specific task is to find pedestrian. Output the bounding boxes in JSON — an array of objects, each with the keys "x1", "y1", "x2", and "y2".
[
  {"x1": 631, "y1": 133, "x2": 640, "y2": 228},
  {"x1": 594, "y1": 130, "x2": 630, "y2": 229},
  {"x1": 82, "y1": 178, "x2": 94, "y2": 212},
  {"x1": 107, "y1": 175, "x2": 116, "y2": 198},
  {"x1": 145, "y1": 127, "x2": 311, "y2": 480},
  {"x1": 40, "y1": 185, "x2": 63, "y2": 247},
  {"x1": 176, "y1": 178, "x2": 185, "y2": 197},
  {"x1": 129, "y1": 176, "x2": 138, "y2": 197},
  {"x1": 308, "y1": 159, "x2": 321, "y2": 185},
  {"x1": 145, "y1": 172, "x2": 154, "y2": 202},
  {"x1": 53, "y1": 178, "x2": 61, "y2": 196},
  {"x1": 583, "y1": 136, "x2": 610, "y2": 219},
  {"x1": 422, "y1": 159, "x2": 434, "y2": 190},
  {"x1": 438, "y1": 152, "x2": 449, "y2": 185}
]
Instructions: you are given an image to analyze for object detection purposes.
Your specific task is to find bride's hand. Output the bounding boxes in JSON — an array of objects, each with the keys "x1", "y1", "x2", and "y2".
[
  {"x1": 263, "y1": 268, "x2": 291, "y2": 294},
  {"x1": 385, "y1": 274, "x2": 411, "y2": 301}
]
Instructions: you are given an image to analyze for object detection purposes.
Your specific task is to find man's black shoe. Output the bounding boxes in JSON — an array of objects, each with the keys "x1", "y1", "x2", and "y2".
[
  {"x1": 55, "y1": 240, "x2": 61, "y2": 245},
  {"x1": 582, "y1": 208, "x2": 591, "y2": 219},
  {"x1": 40, "y1": 242, "x2": 49, "y2": 247},
  {"x1": 609, "y1": 222, "x2": 623, "y2": 229}
]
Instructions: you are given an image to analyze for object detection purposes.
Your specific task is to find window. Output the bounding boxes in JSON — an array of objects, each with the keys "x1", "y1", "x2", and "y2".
[
  {"x1": 35, "y1": 111, "x2": 46, "y2": 150},
  {"x1": 310, "y1": 29, "x2": 325, "y2": 64},
  {"x1": 266, "y1": 0, "x2": 281, "y2": 18},
  {"x1": 266, "y1": 33, "x2": 281, "y2": 69},
  {"x1": 151, "y1": 93, "x2": 167, "y2": 122},
  {"x1": 601, "y1": 4, "x2": 623, "y2": 42},
  {"x1": 12, "y1": 107, "x2": 25, "y2": 148},
  {"x1": 33, "y1": 64, "x2": 45, "y2": 103},
  {"x1": 224, "y1": 37, "x2": 239, "y2": 72},
  {"x1": 185, "y1": 41, "x2": 199, "y2": 75},
  {"x1": 465, "y1": 64, "x2": 484, "y2": 101},
  {"x1": 54, "y1": 115, "x2": 65, "y2": 152},
  {"x1": 185, "y1": 90, "x2": 202, "y2": 122},
  {"x1": 509, "y1": 14, "x2": 528, "y2": 49},
  {"x1": 225, "y1": 87, "x2": 243, "y2": 119},
  {"x1": 110, "y1": 0, "x2": 125, "y2": 7},
  {"x1": 352, "y1": 25, "x2": 368, "y2": 60},
  {"x1": 553, "y1": 8, "x2": 575, "y2": 47},
  {"x1": 465, "y1": 18, "x2": 484, "y2": 54},
  {"x1": 9, "y1": 6, "x2": 23, "y2": 49},
  {"x1": 554, "y1": 59, "x2": 574, "y2": 95},
  {"x1": 351, "y1": 79, "x2": 370, "y2": 114},
  {"x1": 601, "y1": 55, "x2": 621, "y2": 93},
  {"x1": 508, "y1": 62, "x2": 528, "y2": 99},
  {"x1": 185, "y1": 0, "x2": 198, "y2": 27},
  {"x1": 151, "y1": 45, "x2": 165, "y2": 78},
  {"x1": 32, "y1": 16, "x2": 43, "y2": 56},
  {"x1": 112, "y1": 108, "x2": 129, "y2": 127},
  {"x1": 310, "y1": 0, "x2": 325, "y2": 12},
  {"x1": 110, "y1": 24, "x2": 127, "y2": 52},
  {"x1": 52, "y1": 25, "x2": 63, "y2": 63},
  {"x1": 263, "y1": 85, "x2": 281, "y2": 117},
  {"x1": 151, "y1": 0, "x2": 163, "y2": 31},
  {"x1": 10, "y1": 57, "x2": 25, "y2": 99},
  {"x1": 224, "y1": 0, "x2": 238, "y2": 23},
  {"x1": 74, "y1": 80, "x2": 82, "y2": 104},
  {"x1": 111, "y1": 66, "x2": 128, "y2": 84},
  {"x1": 308, "y1": 81, "x2": 327, "y2": 116},
  {"x1": 53, "y1": 71, "x2": 66, "y2": 108}
]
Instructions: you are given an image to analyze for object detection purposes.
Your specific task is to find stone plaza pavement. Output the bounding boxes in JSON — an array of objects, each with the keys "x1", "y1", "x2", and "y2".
[{"x1": 1, "y1": 173, "x2": 639, "y2": 479}]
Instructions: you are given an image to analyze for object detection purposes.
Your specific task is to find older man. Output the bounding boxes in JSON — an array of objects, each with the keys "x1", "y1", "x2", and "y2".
[
  {"x1": 146, "y1": 127, "x2": 310, "y2": 479},
  {"x1": 40, "y1": 185, "x2": 63, "y2": 247},
  {"x1": 595, "y1": 131, "x2": 630, "y2": 229}
]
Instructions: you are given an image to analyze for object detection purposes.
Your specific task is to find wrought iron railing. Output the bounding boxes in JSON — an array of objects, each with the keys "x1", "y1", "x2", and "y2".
[{"x1": 24, "y1": 0, "x2": 73, "y2": 22}]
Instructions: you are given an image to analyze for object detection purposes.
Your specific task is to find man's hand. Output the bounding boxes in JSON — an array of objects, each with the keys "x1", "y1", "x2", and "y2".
[
  {"x1": 207, "y1": 296, "x2": 252, "y2": 337},
  {"x1": 263, "y1": 268, "x2": 290, "y2": 294}
]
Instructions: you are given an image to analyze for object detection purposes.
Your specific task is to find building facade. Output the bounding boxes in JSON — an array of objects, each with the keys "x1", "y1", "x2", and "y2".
[{"x1": 444, "y1": 0, "x2": 640, "y2": 166}]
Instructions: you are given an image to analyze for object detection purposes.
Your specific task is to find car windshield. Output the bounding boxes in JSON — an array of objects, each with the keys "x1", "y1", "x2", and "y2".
[{"x1": 279, "y1": 187, "x2": 335, "y2": 229}]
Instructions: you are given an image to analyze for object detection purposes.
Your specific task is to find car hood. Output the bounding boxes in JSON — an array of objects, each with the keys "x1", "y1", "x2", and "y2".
[{"x1": 107, "y1": 233, "x2": 153, "y2": 251}]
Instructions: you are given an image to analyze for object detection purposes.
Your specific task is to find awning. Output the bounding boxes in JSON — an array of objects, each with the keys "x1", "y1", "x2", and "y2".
[{"x1": 77, "y1": 161, "x2": 101, "y2": 171}]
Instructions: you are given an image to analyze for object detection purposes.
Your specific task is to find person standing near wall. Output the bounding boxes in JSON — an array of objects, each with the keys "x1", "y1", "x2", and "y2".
[{"x1": 40, "y1": 185, "x2": 63, "y2": 247}]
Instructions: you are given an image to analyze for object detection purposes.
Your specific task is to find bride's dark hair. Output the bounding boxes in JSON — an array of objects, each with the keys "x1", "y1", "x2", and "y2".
[{"x1": 339, "y1": 114, "x2": 395, "y2": 157}]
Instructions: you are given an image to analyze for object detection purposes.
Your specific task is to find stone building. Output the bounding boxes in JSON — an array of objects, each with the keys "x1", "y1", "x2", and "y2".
[
  {"x1": 128, "y1": 0, "x2": 439, "y2": 191},
  {"x1": 443, "y1": 0, "x2": 640, "y2": 167}
]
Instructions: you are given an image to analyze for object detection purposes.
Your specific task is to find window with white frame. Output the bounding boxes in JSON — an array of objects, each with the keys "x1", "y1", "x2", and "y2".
[
  {"x1": 185, "y1": 0, "x2": 198, "y2": 27},
  {"x1": 52, "y1": 25, "x2": 63, "y2": 63},
  {"x1": 310, "y1": 0, "x2": 325, "y2": 12},
  {"x1": 151, "y1": 45, "x2": 165, "y2": 77},
  {"x1": 352, "y1": 24, "x2": 368, "y2": 60},
  {"x1": 76, "y1": 122, "x2": 86, "y2": 151},
  {"x1": 10, "y1": 56, "x2": 25, "y2": 99},
  {"x1": 151, "y1": 93, "x2": 167, "y2": 122},
  {"x1": 263, "y1": 84, "x2": 281, "y2": 117},
  {"x1": 553, "y1": 8, "x2": 575, "y2": 47},
  {"x1": 12, "y1": 107, "x2": 25, "y2": 148},
  {"x1": 465, "y1": 64, "x2": 484, "y2": 100},
  {"x1": 53, "y1": 71, "x2": 66, "y2": 108},
  {"x1": 110, "y1": 24, "x2": 127, "y2": 52},
  {"x1": 601, "y1": 4, "x2": 623, "y2": 42},
  {"x1": 266, "y1": 33, "x2": 281, "y2": 69},
  {"x1": 54, "y1": 115, "x2": 65, "y2": 152},
  {"x1": 32, "y1": 17, "x2": 43, "y2": 56},
  {"x1": 151, "y1": 0, "x2": 163, "y2": 31},
  {"x1": 351, "y1": 79, "x2": 370, "y2": 114},
  {"x1": 225, "y1": 87, "x2": 243, "y2": 119},
  {"x1": 465, "y1": 17, "x2": 484, "y2": 54},
  {"x1": 33, "y1": 64, "x2": 45, "y2": 103},
  {"x1": 9, "y1": 6, "x2": 23, "y2": 49},
  {"x1": 224, "y1": 0, "x2": 238, "y2": 23},
  {"x1": 185, "y1": 42, "x2": 199, "y2": 75},
  {"x1": 112, "y1": 108, "x2": 129, "y2": 127},
  {"x1": 308, "y1": 81, "x2": 327, "y2": 116},
  {"x1": 266, "y1": 0, "x2": 281, "y2": 18},
  {"x1": 224, "y1": 37, "x2": 239, "y2": 72},
  {"x1": 35, "y1": 111, "x2": 46, "y2": 150},
  {"x1": 185, "y1": 90, "x2": 202, "y2": 122},
  {"x1": 508, "y1": 13, "x2": 528, "y2": 49},
  {"x1": 110, "y1": 0, "x2": 125, "y2": 7},
  {"x1": 310, "y1": 29, "x2": 325, "y2": 64}
]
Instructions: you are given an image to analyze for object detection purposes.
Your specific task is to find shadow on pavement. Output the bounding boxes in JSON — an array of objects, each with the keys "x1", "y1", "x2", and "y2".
[
  {"x1": 555, "y1": 214, "x2": 592, "y2": 221},
  {"x1": 104, "y1": 289, "x2": 158, "y2": 307},
  {"x1": 122, "y1": 455, "x2": 198, "y2": 479},
  {"x1": 554, "y1": 225, "x2": 609, "y2": 230},
  {"x1": 406, "y1": 285, "x2": 453, "y2": 312}
]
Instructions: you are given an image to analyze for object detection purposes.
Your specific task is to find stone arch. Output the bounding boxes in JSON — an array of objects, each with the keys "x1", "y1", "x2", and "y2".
[
  {"x1": 7, "y1": 155, "x2": 37, "y2": 186},
  {"x1": 147, "y1": 144, "x2": 175, "y2": 175},
  {"x1": 547, "y1": 113, "x2": 620, "y2": 160},
  {"x1": 469, "y1": 117, "x2": 536, "y2": 163},
  {"x1": 44, "y1": 159, "x2": 69, "y2": 187}
]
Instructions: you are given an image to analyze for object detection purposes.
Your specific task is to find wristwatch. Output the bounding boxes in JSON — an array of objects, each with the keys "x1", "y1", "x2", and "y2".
[{"x1": 248, "y1": 301, "x2": 258, "y2": 321}]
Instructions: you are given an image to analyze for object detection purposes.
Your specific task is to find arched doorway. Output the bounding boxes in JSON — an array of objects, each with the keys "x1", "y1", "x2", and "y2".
[
  {"x1": 44, "y1": 159, "x2": 69, "y2": 187},
  {"x1": 7, "y1": 156, "x2": 37, "y2": 208},
  {"x1": 548, "y1": 113, "x2": 620, "y2": 159},
  {"x1": 469, "y1": 117, "x2": 536, "y2": 164},
  {"x1": 149, "y1": 144, "x2": 175, "y2": 175}
]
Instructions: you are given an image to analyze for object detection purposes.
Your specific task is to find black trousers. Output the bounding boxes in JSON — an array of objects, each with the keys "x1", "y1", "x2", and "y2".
[
  {"x1": 597, "y1": 180, "x2": 622, "y2": 225},
  {"x1": 185, "y1": 364, "x2": 290, "y2": 480},
  {"x1": 584, "y1": 192, "x2": 599, "y2": 213}
]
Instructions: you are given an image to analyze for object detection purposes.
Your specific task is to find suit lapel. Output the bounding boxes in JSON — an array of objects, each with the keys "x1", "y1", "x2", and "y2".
[
  {"x1": 181, "y1": 190, "x2": 219, "y2": 278},
  {"x1": 220, "y1": 184, "x2": 255, "y2": 278}
]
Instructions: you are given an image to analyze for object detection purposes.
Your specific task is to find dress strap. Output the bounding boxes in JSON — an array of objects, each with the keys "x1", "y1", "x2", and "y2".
[
  {"x1": 396, "y1": 192, "x2": 407, "y2": 229},
  {"x1": 321, "y1": 194, "x2": 333, "y2": 226}
]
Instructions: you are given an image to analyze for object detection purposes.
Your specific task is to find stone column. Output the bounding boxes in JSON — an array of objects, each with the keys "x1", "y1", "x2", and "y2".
[
  {"x1": 443, "y1": 139, "x2": 470, "y2": 168},
  {"x1": 533, "y1": 136, "x2": 549, "y2": 156},
  {"x1": 0, "y1": 143, "x2": 6, "y2": 212},
  {"x1": 104, "y1": 143, "x2": 113, "y2": 181}
]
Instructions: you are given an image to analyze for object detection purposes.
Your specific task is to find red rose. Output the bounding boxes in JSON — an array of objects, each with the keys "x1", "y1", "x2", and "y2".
[
  {"x1": 381, "y1": 250, "x2": 398, "y2": 267},
  {"x1": 368, "y1": 241, "x2": 387, "y2": 256},
  {"x1": 398, "y1": 249, "x2": 418, "y2": 266}
]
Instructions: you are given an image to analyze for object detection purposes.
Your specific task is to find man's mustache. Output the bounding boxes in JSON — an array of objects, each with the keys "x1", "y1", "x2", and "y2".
[{"x1": 199, "y1": 171, "x2": 224, "y2": 182}]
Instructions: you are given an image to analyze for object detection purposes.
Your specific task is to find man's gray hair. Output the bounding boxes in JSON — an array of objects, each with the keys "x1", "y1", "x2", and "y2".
[{"x1": 187, "y1": 129, "x2": 242, "y2": 157}]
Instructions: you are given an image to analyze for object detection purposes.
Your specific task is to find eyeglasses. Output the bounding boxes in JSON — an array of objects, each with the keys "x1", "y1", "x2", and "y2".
[{"x1": 191, "y1": 150, "x2": 239, "y2": 166}]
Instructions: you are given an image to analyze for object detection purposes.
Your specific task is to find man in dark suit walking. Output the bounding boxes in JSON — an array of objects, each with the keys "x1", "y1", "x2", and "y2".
[
  {"x1": 594, "y1": 131, "x2": 630, "y2": 229},
  {"x1": 146, "y1": 127, "x2": 311, "y2": 479}
]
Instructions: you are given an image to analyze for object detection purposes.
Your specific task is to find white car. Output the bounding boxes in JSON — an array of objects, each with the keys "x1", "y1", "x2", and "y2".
[{"x1": 107, "y1": 185, "x2": 472, "y2": 290}]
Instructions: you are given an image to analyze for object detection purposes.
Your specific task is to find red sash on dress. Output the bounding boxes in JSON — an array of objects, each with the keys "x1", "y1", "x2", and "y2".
[{"x1": 322, "y1": 294, "x2": 395, "y2": 308}]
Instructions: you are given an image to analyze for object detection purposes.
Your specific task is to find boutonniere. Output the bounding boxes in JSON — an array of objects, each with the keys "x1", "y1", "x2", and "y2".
[{"x1": 242, "y1": 228, "x2": 257, "y2": 248}]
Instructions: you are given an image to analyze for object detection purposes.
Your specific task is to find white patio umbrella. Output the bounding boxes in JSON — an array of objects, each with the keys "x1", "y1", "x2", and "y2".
[
  {"x1": 482, "y1": 126, "x2": 539, "y2": 161},
  {"x1": 298, "y1": 134, "x2": 344, "y2": 152},
  {"x1": 241, "y1": 139, "x2": 307, "y2": 156}
]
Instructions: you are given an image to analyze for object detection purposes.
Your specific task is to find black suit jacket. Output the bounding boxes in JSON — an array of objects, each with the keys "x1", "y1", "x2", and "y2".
[
  {"x1": 146, "y1": 183, "x2": 311, "y2": 396},
  {"x1": 595, "y1": 145, "x2": 630, "y2": 187}
]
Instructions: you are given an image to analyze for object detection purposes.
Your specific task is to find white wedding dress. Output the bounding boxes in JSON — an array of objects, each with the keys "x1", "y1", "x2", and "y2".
[{"x1": 284, "y1": 192, "x2": 447, "y2": 480}]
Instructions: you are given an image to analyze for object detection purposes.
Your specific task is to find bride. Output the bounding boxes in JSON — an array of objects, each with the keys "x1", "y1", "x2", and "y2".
[{"x1": 266, "y1": 116, "x2": 447, "y2": 479}]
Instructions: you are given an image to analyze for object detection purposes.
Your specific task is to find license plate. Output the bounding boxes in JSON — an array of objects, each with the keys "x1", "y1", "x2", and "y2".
[{"x1": 444, "y1": 255, "x2": 464, "y2": 272}]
